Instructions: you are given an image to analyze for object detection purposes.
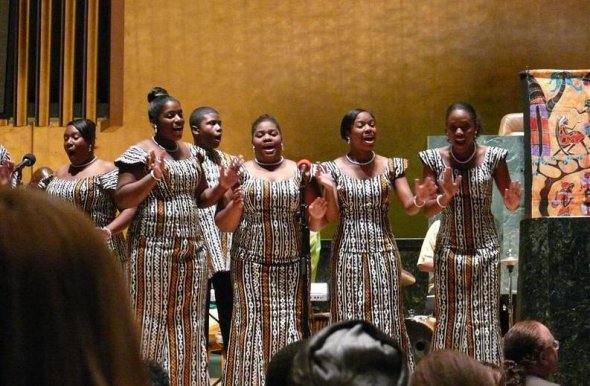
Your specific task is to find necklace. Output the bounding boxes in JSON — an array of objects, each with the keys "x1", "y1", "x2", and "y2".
[
  {"x1": 152, "y1": 136, "x2": 179, "y2": 153},
  {"x1": 346, "y1": 151, "x2": 376, "y2": 166},
  {"x1": 450, "y1": 144, "x2": 477, "y2": 164},
  {"x1": 254, "y1": 156, "x2": 284, "y2": 167},
  {"x1": 70, "y1": 156, "x2": 97, "y2": 168}
]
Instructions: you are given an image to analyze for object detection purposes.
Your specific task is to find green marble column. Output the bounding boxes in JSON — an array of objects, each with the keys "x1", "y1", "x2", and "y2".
[{"x1": 518, "y1": 217, "x2": 590, "y2": 385}]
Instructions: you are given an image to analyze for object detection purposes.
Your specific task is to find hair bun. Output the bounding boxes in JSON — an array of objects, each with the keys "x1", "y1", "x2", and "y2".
[{"x1": 147, "y1": 87, "x2": 169, "y2": 103}]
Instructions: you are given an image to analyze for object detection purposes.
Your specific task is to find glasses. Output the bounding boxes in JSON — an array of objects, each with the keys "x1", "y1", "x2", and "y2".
[{"x1": 545, "y1": 339, "x2": 559, "y2": 351}]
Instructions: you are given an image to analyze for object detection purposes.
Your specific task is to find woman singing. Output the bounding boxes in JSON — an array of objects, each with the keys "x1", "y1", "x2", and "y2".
[
  {"x1": 114, "y1": 87, "x2": 240, "y2": 386},
  {"x1": 419, "y1": 102, "x2": 521, "y2": 365},
  {"x1": 216, "y1": 114, "x2": 330, "y2": 386},
  {"x1": 322, "y1": 108, "x2": 436, "y2": 371},
  {"x1": 40, "y1": 119, "x2": 134, "y2": 269}
]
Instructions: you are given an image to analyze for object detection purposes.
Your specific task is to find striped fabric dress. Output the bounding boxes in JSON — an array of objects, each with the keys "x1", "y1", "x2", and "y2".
[
  {"x1": 324, "y1": 157, "x2": 414, "y2": 370},
  {"x1": 419, "y1": 146, "x2": 506, "y2": 365},
  {"x1": 115, "y1": 145, "x2": 209, "y2": 386},
  {"x1": 224, "y1": 167, "x2": 306, "y2": 386},
  {"x1": 193, "y1": 146, "x2": 234, "y2": 276},
  {"x1": 41, "y1": 169, "x2": 127, "y2": 266},
  {"x1": 0, "y1": 144, "x2": 9, "y2": 163}
]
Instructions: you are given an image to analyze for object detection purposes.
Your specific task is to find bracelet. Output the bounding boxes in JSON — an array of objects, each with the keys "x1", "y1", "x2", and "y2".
[
  {"x1": 149, "y1": 170, "x2": 161, "y2": 182},
  {"x1": 412, "y1": 195, "x2": 425, "y2": 208},
  {"x1": 101, "y1": 227, "x2": 112, "y2": 240},
  {"x1": 436, "y1": 194, "x2": 447, "y2": 208}
]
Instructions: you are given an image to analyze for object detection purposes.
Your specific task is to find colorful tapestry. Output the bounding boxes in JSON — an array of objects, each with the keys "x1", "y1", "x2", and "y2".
[{"x1": 522, "y1": 69, "x2": 590, "y2": 218}]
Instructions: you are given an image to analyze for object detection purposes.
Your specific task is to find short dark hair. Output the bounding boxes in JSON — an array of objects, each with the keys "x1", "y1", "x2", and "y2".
[
  {"x1": 251, "y1": 114, "x2": 281, "y2": 136},
  {"x1": 290, "y1": 320, "x2": 408, "y2": 386},
  {"x1": 445, "y1": 102, "x2": 483, "y2": 135},
  {"x1": 189, "y1": 106, "x2": 219, "y2": 128},
  {"x1": 67, "y1": 118, "x2": 97, "y2": 146},
  {"x1": 340, "y1": 108, "x2": 374, "y2": 140}
]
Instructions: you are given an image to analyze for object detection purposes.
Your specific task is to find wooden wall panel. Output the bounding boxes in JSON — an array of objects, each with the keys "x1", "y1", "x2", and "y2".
[{"x1": 2, "y1": 0, "x2": 587, "y2": 236}]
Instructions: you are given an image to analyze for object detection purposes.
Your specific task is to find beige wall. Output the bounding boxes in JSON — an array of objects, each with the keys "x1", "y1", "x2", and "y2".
[{"x1": 1, "y1": 0, "x2": 586, "y2": 237}]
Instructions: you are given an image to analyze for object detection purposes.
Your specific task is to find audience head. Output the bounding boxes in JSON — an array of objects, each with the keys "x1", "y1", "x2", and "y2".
[
  {"x1": 27, "y1": 166, "x2": 54, "y2": 189},
  {"x1": 189, "y1": 106, "x2": 222, "y2": 150},
  {"x1": 266, "y1": 339, "x2": 308, "y2": 386},
  {"x1": 0, "y1": 189, "x2": 147, "y2": 386},
  {"x1": 503, "y1": 320, "x2": 559, "y2": 385},
  {"x1": 290, "y1": 319, "x2": 408, "y2": 386},
  {"x1": 410, "y1": 349, "x2": 499, "y2": 386},
  {"x1": 340, "y1": 108, "x2": 375, "y2": 141},
  {"x1": 445, "y1": 102, "x2": 483, "y2": 137}
]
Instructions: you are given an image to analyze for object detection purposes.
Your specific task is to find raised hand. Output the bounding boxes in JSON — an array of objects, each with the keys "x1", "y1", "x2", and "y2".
[
  {"x1": 438, "y1": 167, "x2": 462, "y2": 201},
  {"x1": 230, "y1": 185, "x2": 244, "y2": 209},
  {"x1": 0, "y1": 161, "x2": 14, "y2": 186},
  {"x1": 414, "y1": 176, "x2": 438, "y2": 204},
  {"x1": 308, "y1": 196, "x2": 328, "y2": 220},
  {"x1": 147, "y1": 149, "x2": 166, "y2": 179},
  {"x1": 503, "y1": 180, "x2": 521, "y2": 211},
  {"x1": 314, "y1": 163, "x2": 336, "y2": 191}
]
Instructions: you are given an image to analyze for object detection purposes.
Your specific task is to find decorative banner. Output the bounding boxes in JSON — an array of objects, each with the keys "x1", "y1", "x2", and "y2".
[{"x1": 521, "y1": 69, "x2": 590, "y2": 218}]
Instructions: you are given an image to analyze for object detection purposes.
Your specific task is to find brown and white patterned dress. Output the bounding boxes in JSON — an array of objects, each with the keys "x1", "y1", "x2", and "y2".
[
  {"x1": 193, "y1": 146, "x2": 234, "y2": 276},
  {"x1": 0, "y1": 144, "x2": 9, "y2": 163},
  {"x1": 40, "y1": 169, "x2": 127, "y2": 266},
  {"x1": 419, "y1": 146, "x2": 506, "y2": 365},
  {"x1": 324, "y1": 157, "x2": 414, "y2": 370},
  {"x1": 224, "y1": 167, "x2": 306, "y2": 386},
  {"x1": 115, "y1": 145, "x2": 209, "y2": 386}
]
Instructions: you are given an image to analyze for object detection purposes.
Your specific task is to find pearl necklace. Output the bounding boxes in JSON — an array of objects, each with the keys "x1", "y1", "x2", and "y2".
[
  {"x1": 450, "y1": 144, "x2": 477, "y2": 164},
  {"x1": 152, "y1": 136, "x2": 179, "y2": 153},
  {"x1": 70, "y1": 156, "x2": 97, "y2": 168},
  {"x1": 254, "y1": 156, "x2": 284, "y2": 167},
  {"x1": 346, "y1": 151, "x2": 376, "y2": 166}
]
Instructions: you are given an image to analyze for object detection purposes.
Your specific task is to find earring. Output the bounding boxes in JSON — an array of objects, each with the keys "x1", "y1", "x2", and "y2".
[
  {"x1": 89, "y1": 144, "x2": 93, "y2": 151},
  {"x1": 281, "y1": 143, "x2": 284, "y2": 150},
  {"x1": 252, "y1": 146, "x2": 255, "y2": 152},
  {"x1": 347, "y1": 137, "x2": 350, "y2": 144},
  {"x1": 153, "y1": 124, "x2": 158, "y2": 132}
]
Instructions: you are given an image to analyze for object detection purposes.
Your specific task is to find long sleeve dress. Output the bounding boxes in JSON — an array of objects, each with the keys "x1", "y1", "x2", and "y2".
[
  {"x1": 224, "y1": 167, "x2": 306, "y2": 386},
  {"x1": 115, "y1": 145, "x2": 210, "y2": 386},
  {"x1": 419, "y1": 146, "x2": 506, "y2": 365},
  {"x1": 323, "y1": 157, "x2": 414, "y2": 370}
]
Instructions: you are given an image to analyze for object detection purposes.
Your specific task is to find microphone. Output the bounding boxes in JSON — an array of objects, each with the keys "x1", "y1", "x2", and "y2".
[
  {"x1": 13, "y1": 153, "x2": 36, "y2": 173},
  {"x1": 297, "y1": 159, "x2": 312, "y2": 188},
  {"x1": 297, "y1": 159, "x2": 311, "y2": 173}
]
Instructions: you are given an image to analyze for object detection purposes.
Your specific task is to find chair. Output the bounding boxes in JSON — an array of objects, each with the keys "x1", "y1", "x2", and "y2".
[{"x1": 498, "y1": 113, "x2": 524, "y2": 136}]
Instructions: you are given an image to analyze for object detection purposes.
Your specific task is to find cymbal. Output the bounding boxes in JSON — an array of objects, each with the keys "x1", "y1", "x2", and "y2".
[
  {"x1": 501, "y1": 257, "x2": 518, "y2": 267},
  {"x1": 401, "y1": 269, "x2": 416, "y2": 287}
]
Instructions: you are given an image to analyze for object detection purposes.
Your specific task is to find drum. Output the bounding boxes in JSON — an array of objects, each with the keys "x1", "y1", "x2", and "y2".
[
  {"x1": 311, "y1": 312, "x2": 331, "y2": 335},
  {"x1": 405, "y1": 315, "x2": 435, "y2": 362}
]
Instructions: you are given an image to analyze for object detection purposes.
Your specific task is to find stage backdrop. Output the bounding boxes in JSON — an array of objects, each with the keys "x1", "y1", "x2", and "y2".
[{"x1": 522, "y1": 69, "x2": 590, "y2": 218}]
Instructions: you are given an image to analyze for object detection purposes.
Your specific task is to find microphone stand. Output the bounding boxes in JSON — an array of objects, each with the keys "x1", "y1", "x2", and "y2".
[{"x1": 299, "y1": 170, "x2": 311, "y2": 338}]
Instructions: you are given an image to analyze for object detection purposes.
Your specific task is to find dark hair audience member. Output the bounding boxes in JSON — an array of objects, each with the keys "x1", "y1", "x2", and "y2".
[
  {"x1": 410, "y1": 349, "x2": 500, "y2": 386},
  {"x1": 290, "y1": 320, "x2": 409, "y2": 386},
  {"x1": 0, "y1": 188, "x2": 147, "y2": 386},
  {"x1": 266, "y1": 339, "x2": 308, "y2": 386},
  {"x1": 504, "y1": 320, "x2": 561, "y2": 386}
]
